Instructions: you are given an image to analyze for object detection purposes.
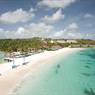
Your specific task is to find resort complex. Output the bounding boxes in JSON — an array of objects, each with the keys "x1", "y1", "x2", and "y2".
[
  {"x1": 0, "y1": 38, "x2": 95, "y2": 75},
  {"x1": 0, "y1": 38, "x2": 95, "y2": 53},
  {"x1": 0, "y1": 38, "x2": 95, "y2": 69}
]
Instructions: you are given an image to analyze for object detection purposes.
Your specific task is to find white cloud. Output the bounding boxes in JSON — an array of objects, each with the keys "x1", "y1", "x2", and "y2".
[
  {"x1": 0, "y1": 28, "x2": 13, "y2": 39},
  {"x1": 53, "y1": 22, "x2": 81, "y2": 39},
  {"x1": 16, "y1": 27, "x2": 25, "y2": 34},
  {"x1": 53, "y1": 22, "x2": 94, "y2": 39},
  {"x1": 68, "y1": 22, "x2": 78, "y2": 29},
  {"x1": 0, "y1": 22, "x2": 54, "y2": 39},
  {"x1": 38, "y1": 0, "x2": 76, "y2": 9},
  {"x1": 53, "y1": 30, "x2": 64, "y2": 38},
  {"x1": 28, "y1": 22, "x2": 54, "y2": 33},
  {"x1": 84, "y1": 13, "x2": 94, "y2": 18},
  {"x1": 0, "y1": 22, "x2": 95, "y2": 39},
  {"x1": 0, "y1": 29, "x2": 5, "y2": 38},
  {"x1": 53, "y1": 30, "x2": 84, "y2": 39},
  {"x1": 0, "y1": 8, "x2": 35, "y2": 23},
  {"x1": 29, "y1": 8, "x2": 35, "y2": 12},
  {"x1": 42, "y1": 9, "x2": 64, "y2": 23}
]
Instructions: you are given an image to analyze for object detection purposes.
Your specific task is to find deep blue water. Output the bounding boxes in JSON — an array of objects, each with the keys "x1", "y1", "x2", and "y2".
[{"x1": 13, "y1": 48, "x2": 95, "y2": 95}]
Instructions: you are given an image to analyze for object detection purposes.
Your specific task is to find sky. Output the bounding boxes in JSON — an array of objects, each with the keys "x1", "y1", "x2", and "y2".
[{"x1": 0, "y1": 0, "x2": 95, "y2": 39}]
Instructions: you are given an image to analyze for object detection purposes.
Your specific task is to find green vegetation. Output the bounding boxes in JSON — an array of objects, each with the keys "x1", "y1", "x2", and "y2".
[
  {"x1": 0, "y1": 38, "x2": 95, "y2": 53},
  {"x1": 77, "y1": 39, "x2": 95, "y2": 45},
  {"x1": 0, "y1": 38, "x2": 43, "y2": 53}
]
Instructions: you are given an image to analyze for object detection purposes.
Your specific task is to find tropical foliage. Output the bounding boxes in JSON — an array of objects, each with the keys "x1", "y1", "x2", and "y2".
[{"x1": 0, "y1": 38, "x2": 95, "y2": 53}]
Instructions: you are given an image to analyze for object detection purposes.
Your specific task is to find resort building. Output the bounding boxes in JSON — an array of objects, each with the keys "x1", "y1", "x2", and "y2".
[
  {"x1": 66, "y1": 40, "x2": 77, "y2": 43},
  {"x1": 56, "y1": 40, "x2": 66, "y2": 44},
  {"x1": 55, "y1": 39, "x2": 78, "y2": 44}
]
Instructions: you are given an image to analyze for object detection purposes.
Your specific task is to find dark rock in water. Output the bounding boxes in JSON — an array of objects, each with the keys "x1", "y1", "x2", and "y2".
[
  {"x1": 57, "y1": 64, "x2": 60, "y2": 68},
  {"x1": 85, "y1": 65, "x2": 90, "y2": 69},
  {"x1": 55, "y1": 69, "x2": 58, "y2": 74},
  {"x1": 86, "y1": 62, "x2": 91, "y2": 65},
  {"x1": 84, "y1": 88, "x2": 95, "y2": 95},
  {"x1": 81, "y1": 73, "x2": 91, "y2": 77},
  {"x1": 87, "y1": 60, "x2": 92, "y2": 62},
  {"x1": 87, "y1": 54, "x2": 95, "y2": 59}
]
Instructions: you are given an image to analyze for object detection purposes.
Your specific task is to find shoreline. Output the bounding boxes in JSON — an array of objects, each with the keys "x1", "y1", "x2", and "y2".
[{"x1": 0, "y1": 48, "x2": 84, "y2": 95}]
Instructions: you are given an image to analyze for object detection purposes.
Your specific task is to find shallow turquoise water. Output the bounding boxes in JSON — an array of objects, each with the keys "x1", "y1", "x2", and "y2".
[{"x1": 13, "y1": 48, "x2": 95, "y2": 95}]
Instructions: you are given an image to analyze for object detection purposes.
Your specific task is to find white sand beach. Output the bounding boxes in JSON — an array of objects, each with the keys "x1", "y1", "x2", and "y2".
[{"x1": 0, "y1": 48, "x2": 83, "y2": 95}]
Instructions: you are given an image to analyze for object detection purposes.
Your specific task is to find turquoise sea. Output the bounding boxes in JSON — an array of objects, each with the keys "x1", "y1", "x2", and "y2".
[{"x1": 13, "y1": 48, "x2": 95, "y2": 95}]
